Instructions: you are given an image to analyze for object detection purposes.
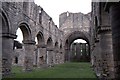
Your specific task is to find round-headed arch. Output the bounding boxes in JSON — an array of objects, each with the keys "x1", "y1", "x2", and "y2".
[
  {"x1": 17, "y1": 22, "x2": 32, "y2": 41},
  {"x1": 64, "y1": 31, "x2": 90, "y2": 49},
  {"x1": 1, "y1": 10, "x2": 10, "y2": 33},
  {"x1": 54, "y1": 42, "x2": 59, "y2": 48},
  {"x1": 36, "y1": 31, "x2": 45, "y2": 45},
  {"x1": 46, "y1": 37, "x2": 53, "y2": 49},
  {"x1": 60, "y1": 44, "x2": 62, "y2": 49}
]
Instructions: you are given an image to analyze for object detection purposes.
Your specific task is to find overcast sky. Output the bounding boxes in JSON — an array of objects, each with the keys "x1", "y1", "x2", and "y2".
[{"x1": 16, "y1": 0, "x2": 91, "y2": 43}]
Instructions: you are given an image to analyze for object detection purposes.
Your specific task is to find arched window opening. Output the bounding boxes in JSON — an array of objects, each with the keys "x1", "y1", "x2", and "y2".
[
  {"x1": 70, "y1": 39, "x2": 90, "y2": 62},
  {"x1": 14, "y1": 57, "x2": 18, "y2": 64},
  {"x1": 15, "y1": 28, "x2": 23, "y2": 44}
]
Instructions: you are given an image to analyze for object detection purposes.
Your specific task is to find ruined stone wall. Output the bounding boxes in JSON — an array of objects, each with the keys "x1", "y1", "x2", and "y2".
[
  {"x1": 91, "y1": 2, "x2": 115, "y2": 79},
  {"x1": 59, "y1": 12, "x2": 90, "y2": 34},
  {"x1": 59, "y1": 11, "x2": 91, "y2": 62},
  {"x1": 12, "y1": 49, "x2": 25, "y2": 66},
  {"x1": 59, "y1": 12, "x2": 91, "y2": 46},
  {"x1": 1, "y1": 1, "x2": 64, "y2": 76}
]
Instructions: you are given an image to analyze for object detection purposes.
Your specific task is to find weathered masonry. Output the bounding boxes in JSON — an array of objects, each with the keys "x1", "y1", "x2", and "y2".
[
  {"x1": 91, "y1": 1, "x2": 120, "y2": 79},
  {"x1": 1, "y1": 1, "x2": 91, "y2": 77},
  {"x1": 1, "y1": 1, "x2": 64, "y2": 76},
  {"x1": 59, "y1": 12, "x2": 91, "y2": 62},
  {"x1": 1, "y1": 0, "x2": 120, "y2": 79}
]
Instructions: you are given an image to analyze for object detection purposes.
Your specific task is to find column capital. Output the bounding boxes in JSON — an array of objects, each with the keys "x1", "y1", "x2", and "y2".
[
  {"x1": 47, "y1": 48, "x2": 54, "y2": 51},
  {"x1": 22, "y1": 40, "x2": 36, "y2": 45},
  {"x1": 1, "y1": 33, "x2": 17, "y2": 39},
  {"x1": 37, "y1": 44, "x2": 46, "y2": 48}
]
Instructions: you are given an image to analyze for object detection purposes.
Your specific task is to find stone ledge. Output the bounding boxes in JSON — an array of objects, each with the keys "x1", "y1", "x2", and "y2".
[
  {"x1": 46, "y1": 48, "x2": 54, "y2": 51},
  {"x1": 22, "y1": 40, "x2": 36, "y2": 45},
  {"x1": 0, "y1": 33, "x2": 17, "y2": 39}
]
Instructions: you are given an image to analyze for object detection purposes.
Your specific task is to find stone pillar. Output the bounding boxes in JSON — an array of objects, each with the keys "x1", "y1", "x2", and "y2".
[
  {"x1": 92, "y1": 41, "x2": 103, "y2": 78},
  {"x1": 53, "y1": 50, "x2": 56, "y2": 64},
  {"x1": 65, "y1": 48, "x2": 70, "y2": 62},
  {"x1": 82, "y1": 43, "x2": 86, "y2": 62},
  {"x1": 46, "y1": 48, "x2": 54, "y2": 67},
  {"x1": 59, "y1": 51, "x2": 63, "y2": 64},
  {"x1": 109, "y1": 3, "x2": 120, "y2": 79},
  {"x1": 76, "y1": 43, "x2": 81, "y2": 62},
  {"x1": 58, "y1": 49, "x2": 64, "y2": 64},
  {"x1": 99, "y1": 30, "x2": 114, "y2": 79},
  {"x1": 23, "y1": 40, "x2": 35, "y2": 71},
  {"x1": 57, "y1": 52, "x2": 61, "y2": 64},
  {"x1": 80, "y1": 43, "x2": 82, "y2": 61},
  {"x1": 1, "y1": 33, "x2": 17, "y2": 77},
  {"x1": 71, "y1": 43, "x2": 75, "y2": 61},
  {"x1": 53, "y1": 49, "x2": 58, "y2": 64},
  {"x1": 37, "y1": 44, "x2": 46, "y2": 68},
  {"x1": 33, "y1": 47, "x2": 38, "y2": 67},
  {"x1": 86, "y1": 44, "x2": 90, "y2": 61}
]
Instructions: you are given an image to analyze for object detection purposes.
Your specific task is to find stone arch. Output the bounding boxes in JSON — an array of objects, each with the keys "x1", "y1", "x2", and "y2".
[
  {"x1": 34, "y1": 31, "x2": 45, "y2": 67},
  {"x1": 1, "y1": 10, "x2": 17, "y2": 76},
  {"x1": 64, "y1": 31, "x2": 90, "y2": 48},
  {"x1": 46, "y1": 37, "x2": 54, "y2": 66},
  {"x1": 15, "y1": 22, "x2": 35, "y2": 71},
  {"x1": 14, "y1": 56, "x2": 18, "y2": 64},
  {"x1": 36, "y1": 31, "x2": 45, "y2": 46},
  {"x1": 46, "y1": 37, "x2": 53, "y2": 49},
  {"x1": 17, "y1": 22, "x2": 32, "y2": 41},
  {"x1": 60, "y1": 43, "x2": 63, "y2": 53},
  {"x1": 54, "y1": 41, "x2": 59, "y2": 49},
  {"x1": 64, "y1": 31, "x2": 90, "y2": 62},
  {"x1": 60, "y1": 43, "x2": 62, "y2": 49},
  {"x1": 1, "y1": 10, "x2": 10, "y2": 33}
]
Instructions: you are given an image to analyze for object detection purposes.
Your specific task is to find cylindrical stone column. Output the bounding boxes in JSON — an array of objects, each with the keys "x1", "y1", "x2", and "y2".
[
  {"x1": 1, "y1": 33, "x2": 17, "y2": 77},
  {"x1": 37, "y1": 44, "x2": 46, "y2": 68},
  {"x1": 100, "y1": 30, "x2": 114, "y2": 79},
  {"x1": 53, "y1": 49, "x2": 59, "y2": 64},
  {"x1": 23, "y1": 40, "x2": 36, "y2": 71},
  {"x1": 76, "y1": 43, "x2": 81, "y2": 62},
  {"x1": 46, "y1": 48, "x2": 54, "y2": 67},
  {"x1": 33, "y1": 47, "x2": 38, "y2": 67},
  {"x1": 65, "y1": 48, "x2": 70, "y2": 62},
  {"x1": 70, "y1": 43, "x2": 74, "y2": 61},
  {"x1": 81, "y1": 43, "x2": 86, "y2": 62}
]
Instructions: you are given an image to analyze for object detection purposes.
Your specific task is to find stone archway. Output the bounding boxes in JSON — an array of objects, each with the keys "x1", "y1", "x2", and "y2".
[
  {"x1": 16, "y1": 23, "x2": 35, "y2": 71},
  {"x1": 46, "y1": 37, "x2": 54, "y2": 67},
  {"x1": 1, "y1": 11, "x2": 16, "y2": 76},
  {"x1": 64, "y1": 31, "x2": 90, "y2": 62},
  {"x1": 35, "y1": 31, "x2": 46, "y2": 68}
]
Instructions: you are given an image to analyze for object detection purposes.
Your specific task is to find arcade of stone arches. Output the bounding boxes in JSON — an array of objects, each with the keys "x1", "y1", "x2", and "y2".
[{"x1": 1, "y1": 1, "x2": 120, "y2": 79}]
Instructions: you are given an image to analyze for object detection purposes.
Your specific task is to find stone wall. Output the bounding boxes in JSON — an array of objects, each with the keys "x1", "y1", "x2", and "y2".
[
  {"x1": 59, "y1": 12, "x2": 91, "y2": 62},
  {"x1": 91, "y1": 2, "x2": 117, "y2": 79},
  {"x1": 1, "y1": 1, "x2": 64, "y2": 76}
]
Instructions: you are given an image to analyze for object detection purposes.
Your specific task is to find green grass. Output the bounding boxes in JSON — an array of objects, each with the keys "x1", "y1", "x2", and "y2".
[{"x1": 10, "y1": 62, "x2": 96, "y2": 78}]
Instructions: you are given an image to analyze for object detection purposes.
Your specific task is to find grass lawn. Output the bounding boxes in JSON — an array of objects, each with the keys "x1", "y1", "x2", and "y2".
[{"x1": 6, "y1": 62, "x2": 97, "y2": 78}]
